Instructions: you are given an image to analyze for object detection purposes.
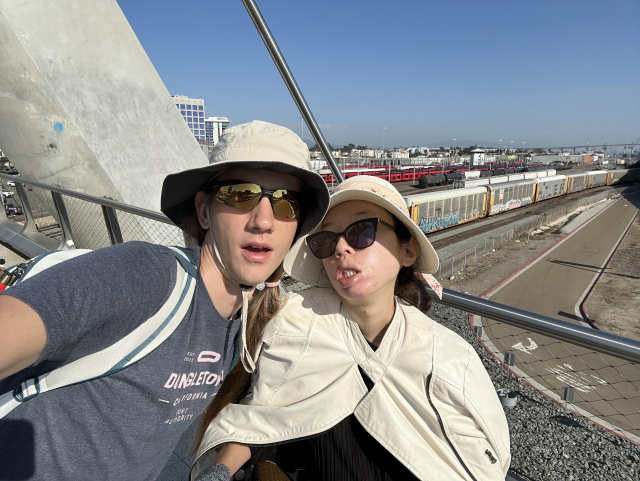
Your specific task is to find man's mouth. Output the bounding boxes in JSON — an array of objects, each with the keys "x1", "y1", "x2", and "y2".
[
  {"x1": 243, "y1": 244, "x2": 272, "y2": 253},
  {"x1": 241, "y1": 243, "x2": 274, "y2": 262}
]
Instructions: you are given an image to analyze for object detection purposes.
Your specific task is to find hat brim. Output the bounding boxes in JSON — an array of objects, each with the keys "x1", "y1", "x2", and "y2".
[
  {"x1": 284, "y1": 188, "x2": 439, "y2": 287},
  {"x1": 161, "y1": 160, "x2": 330, "y2": 239}
]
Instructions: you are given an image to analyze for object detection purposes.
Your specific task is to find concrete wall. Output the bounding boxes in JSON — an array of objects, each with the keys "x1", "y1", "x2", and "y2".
[{"x1": 0, "y1": 0, "x2": 208, "y2": 220}]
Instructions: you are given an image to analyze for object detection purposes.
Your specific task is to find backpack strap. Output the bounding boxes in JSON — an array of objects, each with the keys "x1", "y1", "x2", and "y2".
[{"x1": 0, "y1": 246, "x2": 197, "y2": 419}]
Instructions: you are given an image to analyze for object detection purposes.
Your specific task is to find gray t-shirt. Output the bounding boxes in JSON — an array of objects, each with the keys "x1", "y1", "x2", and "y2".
[{"x1": 0, "y1": 241, "x2": 241, "y2": 480}]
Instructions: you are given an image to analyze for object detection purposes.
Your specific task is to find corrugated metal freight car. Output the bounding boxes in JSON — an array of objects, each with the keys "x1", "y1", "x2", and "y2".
[
  {"x1": 405, "y1": 187, "x2": 488, "y2": 234},
  {"x1": 565, "y1": 172, "x2": 589, "y2": 193},
  {"x1": 587, "y1": 170, "x2": 608, "y2": 188},
  {"x1": 534, "y1": 175, "x2": 567, "y2": 201},
  {"x1": 606, "y1": 170, "x2": 627, "y2": 185},
  {"x1": 453, "y1": 178, "x2": 489, "y2": 189},
  {"x1": 488, "y1": 176, "x2": 509, "y2": 184},
  {"x1": 486, "y1": 180, "x2": 536, "y2": 215},
  {"x1": 507, "y1": 173, "x2": 525, "y2": 182}
]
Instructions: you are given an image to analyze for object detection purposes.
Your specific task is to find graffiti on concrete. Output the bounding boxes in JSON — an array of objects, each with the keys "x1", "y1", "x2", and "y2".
[
  {"x1": 419, "y1": 213, "x2": 460, "y2": 233},
  {"x1": 490, "y1": 197, "x2": 532, "y2": 215}
]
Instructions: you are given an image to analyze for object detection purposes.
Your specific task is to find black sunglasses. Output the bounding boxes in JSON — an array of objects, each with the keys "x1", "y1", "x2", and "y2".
[
  {"x1": 306, "y1": 217, "x2": 399, "y2": 259},
  {"x1": 209, "y1": 180, "x2": 302, "y2": 219}
]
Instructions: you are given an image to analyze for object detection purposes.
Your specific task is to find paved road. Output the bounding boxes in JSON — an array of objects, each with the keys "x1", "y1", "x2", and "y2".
[{"x1": 481, "y1": 197, "x2": 640, "y2": 441}]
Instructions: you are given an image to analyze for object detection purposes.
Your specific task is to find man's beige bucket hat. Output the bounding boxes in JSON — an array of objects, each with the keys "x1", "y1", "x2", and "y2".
[
  {"x1": 161, "y1": 120, "x2": 330, "y2": 239},
  {"x1": 284, "y1": 175, "x2": 439, "y2": 287}
]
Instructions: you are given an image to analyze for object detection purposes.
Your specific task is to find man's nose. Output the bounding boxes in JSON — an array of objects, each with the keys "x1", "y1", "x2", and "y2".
[{"x1": 247, "y1": 195, "x2": 275, "y2": 232}]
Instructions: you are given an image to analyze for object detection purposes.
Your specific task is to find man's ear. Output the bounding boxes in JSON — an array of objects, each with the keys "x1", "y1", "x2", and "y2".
[
  {"x1": 401, "y1": 237, "x2": 419, "y2": 267},
  {"x1": 194, "y1": 191, "x2": 209, "y2": 230}
]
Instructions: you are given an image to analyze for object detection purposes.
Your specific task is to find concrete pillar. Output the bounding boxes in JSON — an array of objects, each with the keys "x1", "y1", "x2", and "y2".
[{"x1": 0, "y1": 1, "x2": 208, "y2": 248}]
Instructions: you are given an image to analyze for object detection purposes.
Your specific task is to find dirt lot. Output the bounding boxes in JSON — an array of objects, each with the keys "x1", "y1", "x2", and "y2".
[{"x1": 584, "y1": 208, "x2": 640, "y2": 341}]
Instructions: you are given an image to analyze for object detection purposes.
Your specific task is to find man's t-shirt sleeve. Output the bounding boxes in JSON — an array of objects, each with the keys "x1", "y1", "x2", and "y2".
[{"x1": 1, "y1": 241, "x2": 177, "y2": 365}]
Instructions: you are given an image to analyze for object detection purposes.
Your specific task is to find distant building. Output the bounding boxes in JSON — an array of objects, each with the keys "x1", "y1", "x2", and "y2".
[
  {"x1": 391, "y1": 150, "x2": 409, "y2": 159},
  {"x1": 197, "y1": 139, "x2": 214, "y2": 158},
  {"x1": 205, "y1": 117, "x2": 230, "y2": 145},
  {"x1": 172, "y1": 95, "x2": 206, "y2": 140},
  {"x1": 470, "y1": 149, "x2": 486, "y2": 166}
]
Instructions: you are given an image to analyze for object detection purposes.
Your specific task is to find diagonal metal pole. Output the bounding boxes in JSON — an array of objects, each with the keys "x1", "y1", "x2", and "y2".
[{"x1": 241, "y1": 0, "x2": 344, "y2": 182}]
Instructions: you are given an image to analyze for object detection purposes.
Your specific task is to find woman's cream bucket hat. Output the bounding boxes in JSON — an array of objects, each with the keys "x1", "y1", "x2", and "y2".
[{"x1": 284, "y1": 175, "x2": 439, "y2": 287}]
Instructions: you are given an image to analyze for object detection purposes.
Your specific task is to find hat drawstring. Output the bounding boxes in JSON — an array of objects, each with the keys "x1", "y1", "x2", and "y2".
[
  {"x1": 239, "y1": 287, "x2": 256, "y2": 373},
  {"x1": 204, "y1": 197, "x2": 257, "y2": 374}
]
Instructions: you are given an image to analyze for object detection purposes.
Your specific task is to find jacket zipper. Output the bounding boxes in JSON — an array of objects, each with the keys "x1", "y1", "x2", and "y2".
[{"x1": 426, "y1": 374, "x2": 478, "y2": 481}]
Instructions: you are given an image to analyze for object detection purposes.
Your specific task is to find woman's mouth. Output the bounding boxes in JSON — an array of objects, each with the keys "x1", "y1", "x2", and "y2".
[
  {"x1": 337, "y1": 267, "x2": 361, "y2": 287},
  {"x1": 343, "y1": 269, "x2": 357, "y2": 278}
]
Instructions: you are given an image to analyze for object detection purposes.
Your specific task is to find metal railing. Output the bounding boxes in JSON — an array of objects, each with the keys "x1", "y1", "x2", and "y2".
[
  {"x1": 1, "y1": 173, "x2": 189, "y2": 255},
  {"x1": 3, "y1": 172, "x2": 638, "y2": 365}
]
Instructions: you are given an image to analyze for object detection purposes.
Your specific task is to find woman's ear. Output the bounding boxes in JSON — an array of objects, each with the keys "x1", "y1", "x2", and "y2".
[
  {"x1": 401, "y1": 237, "x2": 419, "y2": 267},
  {"x1": 194, "y1": 191, "x2": 210, "y2": 230}
]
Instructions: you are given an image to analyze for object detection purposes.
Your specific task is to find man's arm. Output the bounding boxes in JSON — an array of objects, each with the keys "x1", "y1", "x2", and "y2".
[{"x1": 0, "y1": 295, "x2": 47, "y2": 380}]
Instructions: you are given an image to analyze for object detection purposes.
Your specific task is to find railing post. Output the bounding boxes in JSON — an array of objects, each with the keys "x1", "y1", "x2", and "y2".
[
  {"x1": 14, "y1": 182, "x2": 38, "y2": 234},
  {"x1": 51, "y1": 192, "x2": 76, "y2": 250},
  {"x1": 102, "y1": 205, "x2": 124, "y2": 245},
  {"x1": 0, "y1": 194, "x2": 8, "y2": 222}
]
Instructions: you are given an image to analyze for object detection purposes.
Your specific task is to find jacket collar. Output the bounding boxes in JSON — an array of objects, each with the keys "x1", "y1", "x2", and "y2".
[{"x1": 337, "y1": 299, "x2": 405, "y2": 384}]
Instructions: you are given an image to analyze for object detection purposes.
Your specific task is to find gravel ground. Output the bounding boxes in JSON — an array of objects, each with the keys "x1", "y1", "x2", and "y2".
[{"x1": 430, "y1": 303, "x2": 640, "y2": 481}]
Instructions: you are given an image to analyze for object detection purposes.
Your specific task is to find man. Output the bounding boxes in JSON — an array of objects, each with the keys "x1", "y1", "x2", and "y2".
[{"x1": 0, "y1": 121, "x2": 329, "y2": 480}]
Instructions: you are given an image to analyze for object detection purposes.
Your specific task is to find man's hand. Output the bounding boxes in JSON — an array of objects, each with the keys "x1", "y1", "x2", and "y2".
[{"x1": 0, "y1": 296, "x2": 47, "y2": 380}]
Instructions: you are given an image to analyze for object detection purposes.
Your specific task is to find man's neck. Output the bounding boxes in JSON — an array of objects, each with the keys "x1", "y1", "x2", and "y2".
[
  {"x1": 341, "y1": 286, "x2": 396, "y2": 346},
  {"x1": 198, "y1": 243, "x2": 247, "y2": 320}
]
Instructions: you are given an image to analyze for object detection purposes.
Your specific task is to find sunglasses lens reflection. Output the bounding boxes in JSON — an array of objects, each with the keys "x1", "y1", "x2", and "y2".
[{"x1": 346, "y1": 221, "x2": 375, "y2": 249}]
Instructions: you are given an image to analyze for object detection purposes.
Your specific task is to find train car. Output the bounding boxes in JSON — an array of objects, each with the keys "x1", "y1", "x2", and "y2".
[
  {"x1": 486, "y1": 179, "x2": 536, "y2": 216},
  {"x1": 507, "y1": 173, "x2": 525, "y2": 182},
  {"x1": 453, "y1": 178, "x2": 489, "y2": 189},
  {"x1": 565, "y1": 172, "x2": 589, "y2": 193},
  {"x1": 606, "y1": 170, "x2": 628, "y2": 185},
  {"x1": 488, "y1": 176, "x2": 509, "y2": 185},
  {"x1": 545, "y1": 169, "x2": 557, "y2": 176},
  {"x1": 463, "y1": 171, "x2": 481, "y2": 179},
  {"x1": 534, "y1": 175, "x2": 567, "y2": 202},
  {"x1": 479, "y1": 170, "x2": 494, "y2": 178},
  {"x1": 405, "y1": 187, "x2": 488, "y2": 234},
  {"x1": 587, "y1": 170, "x2": 608, "y2": 188},
  {"x1": 523, "y1": 171, "x2": 538, "y2": 180}
]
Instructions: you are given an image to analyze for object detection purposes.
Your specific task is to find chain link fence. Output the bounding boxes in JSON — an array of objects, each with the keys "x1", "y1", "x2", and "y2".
[{"x1": 1, "y1": 176, "x2": 192, "y2": 251}]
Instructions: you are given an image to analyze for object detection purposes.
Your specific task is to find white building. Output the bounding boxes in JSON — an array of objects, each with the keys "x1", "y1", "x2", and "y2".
[
  {"x1": 470, "y1": 149, "x2": 486, "y2": 166},
  {"x1": 172, "y1": 95, "x2": 205, "y2": 140},
  {"x1": 350, "y1": 149, "x2": 380, "y2": 158},
  {"x1": 391, "y1": 150, "x2": 409, "y2": 159},
  {"x1": 204, "y1": 117, "x2": 230, "y2": 145}
]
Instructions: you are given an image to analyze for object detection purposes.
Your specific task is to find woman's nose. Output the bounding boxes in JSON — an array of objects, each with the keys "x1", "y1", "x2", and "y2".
[{"x1": 334, "y1": 236, "x2": 353, "y2": 257}]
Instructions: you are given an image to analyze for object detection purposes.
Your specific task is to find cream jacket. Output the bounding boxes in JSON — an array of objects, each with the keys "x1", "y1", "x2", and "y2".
[{"x1": 192, "y1": 288, "x2": 511, "y2": 480}]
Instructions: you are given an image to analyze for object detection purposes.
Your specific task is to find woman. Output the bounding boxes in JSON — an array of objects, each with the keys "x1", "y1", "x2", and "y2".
[{"x1": 193, "y1": 176, "x2": 511, "y2": 481}]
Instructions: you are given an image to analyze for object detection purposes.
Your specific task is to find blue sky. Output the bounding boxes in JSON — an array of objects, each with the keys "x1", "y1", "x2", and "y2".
[{"x1": 119, "y1": 0, "x2": 639, "y2": 149}]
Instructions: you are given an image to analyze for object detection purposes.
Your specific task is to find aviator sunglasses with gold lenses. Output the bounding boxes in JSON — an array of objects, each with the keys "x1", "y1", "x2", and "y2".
[{"x1": 209, "y1": 180, "x2": 302, "y2": 219}]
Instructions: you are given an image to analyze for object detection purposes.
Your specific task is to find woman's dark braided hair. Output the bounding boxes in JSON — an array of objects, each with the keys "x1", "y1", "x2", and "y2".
[{"x1": 390, "y1": 215, "x2": 432, "y2": 313}]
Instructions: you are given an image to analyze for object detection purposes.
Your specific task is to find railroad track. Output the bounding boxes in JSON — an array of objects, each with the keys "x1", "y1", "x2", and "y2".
[{"x1": 427, "y1": 186, "x2": 613, "y2": 250}]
